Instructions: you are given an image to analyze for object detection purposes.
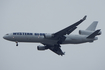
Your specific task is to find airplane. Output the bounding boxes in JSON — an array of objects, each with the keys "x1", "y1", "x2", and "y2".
[{"x1": 3, "y1": 15, "x2": 101, "y2": 56}]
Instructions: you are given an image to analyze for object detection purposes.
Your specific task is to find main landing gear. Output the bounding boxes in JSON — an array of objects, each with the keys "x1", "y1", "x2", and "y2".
[{"x1": 16, "y1": 41, "x2": 18, "y2": 46}]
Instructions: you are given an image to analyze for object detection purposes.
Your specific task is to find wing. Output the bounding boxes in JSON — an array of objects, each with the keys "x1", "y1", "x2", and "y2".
[
  {"x1": 46, "y1": 45, "x2": 65, "y2": 56},
  {"x1": 42, "y1": 16, "x2": 87, "y2": 55},
  {"x1": 53, "y1": 15, "x2": 87, "y2": 39}
]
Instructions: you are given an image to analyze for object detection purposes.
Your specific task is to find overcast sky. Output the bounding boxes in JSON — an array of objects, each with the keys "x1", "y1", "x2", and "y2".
[{"x1": 0, "y1": 0, "x2": 105, "y2": 70}]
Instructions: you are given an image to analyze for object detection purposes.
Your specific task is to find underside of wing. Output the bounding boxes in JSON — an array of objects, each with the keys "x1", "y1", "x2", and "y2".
[
  {"x1": 49, "y1": 45, "x2": 65, "y2": 56},
  {"x1": 42, "y1": 44, "x2": 65, "y2": 56}
]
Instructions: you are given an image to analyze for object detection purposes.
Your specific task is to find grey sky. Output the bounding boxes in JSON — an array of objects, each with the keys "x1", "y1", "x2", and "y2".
[{"x1": 0, "y1": 0, "x2": 105, "y2": 70}]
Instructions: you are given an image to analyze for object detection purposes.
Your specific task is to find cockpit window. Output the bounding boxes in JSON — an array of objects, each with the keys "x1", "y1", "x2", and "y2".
[{"x1": 6, "y1": 34, "x2": 9, "y2": 35}]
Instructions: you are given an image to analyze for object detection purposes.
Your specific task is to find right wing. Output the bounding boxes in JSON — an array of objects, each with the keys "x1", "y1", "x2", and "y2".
[
  {"x1": 42, "y1": 16, "x2": 87, "y2": 56},
  {"x1": 46, "y1": 45, "x2": 65, "y2": 56}
]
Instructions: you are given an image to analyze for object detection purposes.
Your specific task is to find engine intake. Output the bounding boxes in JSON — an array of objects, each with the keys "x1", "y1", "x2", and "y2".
[{"x1": 79, "y1": 30, "x2": 93, "y2": 35}]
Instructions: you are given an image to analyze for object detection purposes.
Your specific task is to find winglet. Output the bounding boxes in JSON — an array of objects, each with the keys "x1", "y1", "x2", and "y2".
[
  {"x1": 87, "y1": 29, "x2": 101, "y2": 38},
  {"x1": 82, "y1": 15, "x2": 87, "y2": 20}
]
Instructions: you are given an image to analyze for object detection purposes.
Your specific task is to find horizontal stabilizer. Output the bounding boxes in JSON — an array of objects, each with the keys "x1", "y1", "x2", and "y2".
[{"x1": 87, "y1": 29, "x2": 101, "y2": 38}]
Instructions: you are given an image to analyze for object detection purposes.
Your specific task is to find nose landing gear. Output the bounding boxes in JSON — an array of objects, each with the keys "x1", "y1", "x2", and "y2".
[{"x1": 16, "y1": 41, "x2": 18, "y2": 46}]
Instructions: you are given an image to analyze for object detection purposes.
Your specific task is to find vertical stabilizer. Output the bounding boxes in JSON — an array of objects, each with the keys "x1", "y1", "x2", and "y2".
[{"x1": 86, "y1": 21, "x2": 98, "y2": 31}]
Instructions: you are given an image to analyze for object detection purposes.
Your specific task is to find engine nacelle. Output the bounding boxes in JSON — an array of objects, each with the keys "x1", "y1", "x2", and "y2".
[
  {"x1": 79, "y1": 30, "x2": 93, "y2": 35},
  {"x1": 79, "y1": 30, "x2": 101, "y2": 35},
  {"x1": 44, "y1": 33, "x2": 54, "y2": 38},
  {"x1": 37, "y1": 46, "x2": 48, "y2": 50}
]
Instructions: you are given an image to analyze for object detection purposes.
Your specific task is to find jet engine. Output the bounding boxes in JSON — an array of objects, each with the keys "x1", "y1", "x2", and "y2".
[
  {"x1": 37, "y1": 45, "x2": 48, "y2": 50},
  {"x1": 44, "y1": 33, "x2": 54, "y2": 38},
  {"x1": 79, "y1": 30, "x2": 101, "y2": 35}
]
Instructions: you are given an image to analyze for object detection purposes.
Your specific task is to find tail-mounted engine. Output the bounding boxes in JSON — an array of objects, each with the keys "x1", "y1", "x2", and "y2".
[{"x1": 79, "y1": 30, "x2": 101, "y2": 35}]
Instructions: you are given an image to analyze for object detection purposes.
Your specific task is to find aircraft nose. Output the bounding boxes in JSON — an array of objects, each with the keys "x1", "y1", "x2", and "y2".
[
  {"x1": 3, "y1": 34, "x2": 13, "y2": 41},
  {"x1": 3, "y1": 35, "x2": 6, "y2": 39},
  {"x1": 3, "y1": 34, "x2": 10, "y2": 40}
]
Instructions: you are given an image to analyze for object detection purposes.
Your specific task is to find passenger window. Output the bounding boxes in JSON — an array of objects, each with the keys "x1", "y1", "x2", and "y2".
[{"x1": 27, "y1": 33, "x2": 30, "y2": 35}]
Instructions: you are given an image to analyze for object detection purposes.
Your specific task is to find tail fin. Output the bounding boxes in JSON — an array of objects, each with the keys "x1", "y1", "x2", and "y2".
[
  {"x1": 86, "y1": 21, "x2": 98, "y2": 31},
  {"x1": 87, "y1": 29, "x2": 101, "y2": 38}
]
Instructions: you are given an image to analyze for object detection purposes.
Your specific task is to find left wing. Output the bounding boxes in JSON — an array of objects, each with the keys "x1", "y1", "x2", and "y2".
[
  {"x1": 46, "y1": 45, "x2": 65, "y2": 56},
  {"x1": 42, "y1": 16, "x2": 87, "y2": 55}
]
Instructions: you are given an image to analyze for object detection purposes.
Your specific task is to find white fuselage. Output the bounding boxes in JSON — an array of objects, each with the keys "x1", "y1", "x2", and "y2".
[{"x1": 3, "y1": 32, "x2": 98, "y2": 44}]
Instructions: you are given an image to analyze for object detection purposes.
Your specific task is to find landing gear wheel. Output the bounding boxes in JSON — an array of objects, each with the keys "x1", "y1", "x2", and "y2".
[
  {"x1": 16, "y1": 41, "x2": 18, "y2": 46},
  {"x1": 16, "y1": 43, "x2": 18, "y2": 46}
]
